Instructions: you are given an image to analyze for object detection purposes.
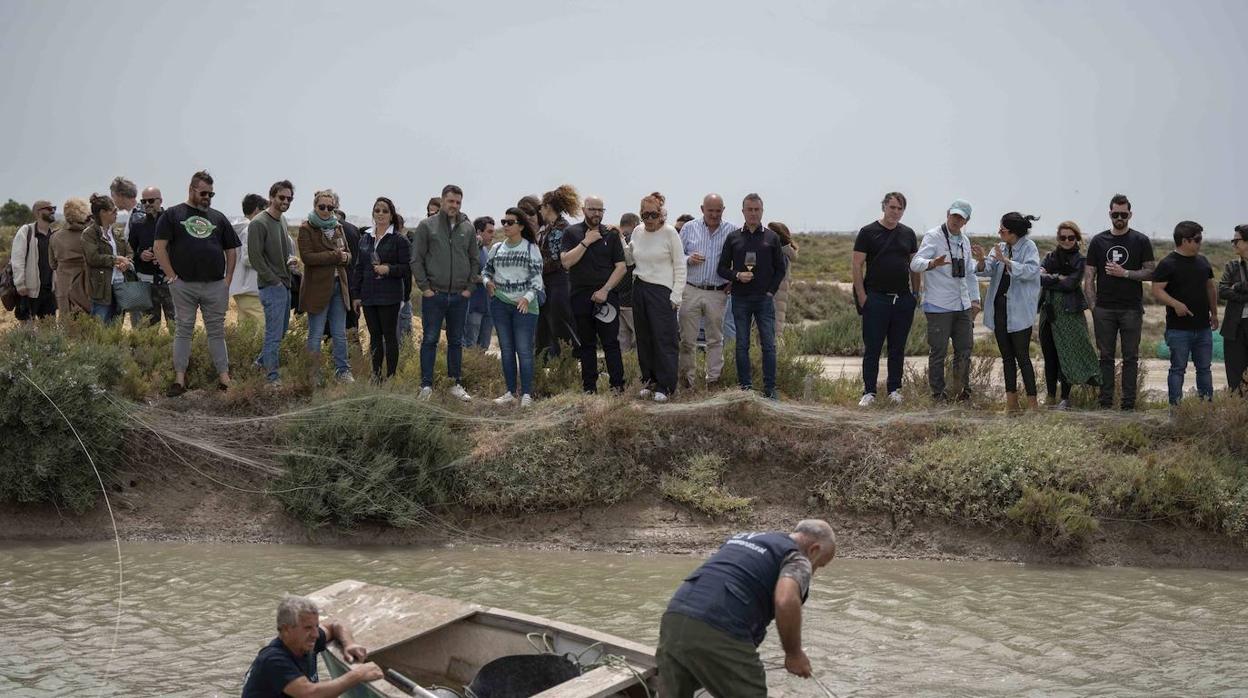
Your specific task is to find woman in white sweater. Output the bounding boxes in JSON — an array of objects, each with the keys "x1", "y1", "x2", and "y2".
[{"x1": 626, "y1": 191, "x2": 686, "y2": 401}]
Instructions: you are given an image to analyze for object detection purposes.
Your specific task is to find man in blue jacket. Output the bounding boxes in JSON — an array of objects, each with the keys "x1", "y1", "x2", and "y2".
[{"x1": 658, "y1": 519, "x2": 837, "y2": 697}]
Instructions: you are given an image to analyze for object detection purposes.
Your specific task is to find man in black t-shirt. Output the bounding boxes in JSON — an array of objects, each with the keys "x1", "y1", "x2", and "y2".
[
  {"x1": 154, "y1": 170, "x2": 242, "y2": 396},
  {"x1": 242, "y1": 595, "x2": 381, "y2": 698},
  {"x1": 1152, "y1": 221, "x2": 1218, "y2": 406},
  {"x1": 1083, "y1": 194, "x2": 1156, "y2": 409},
  {"x1": 852, "y1": 192, "x2": 919, "y2": 406},
  {"x1": 561, "y1": 195, "x2": 628, "y2": 393}
]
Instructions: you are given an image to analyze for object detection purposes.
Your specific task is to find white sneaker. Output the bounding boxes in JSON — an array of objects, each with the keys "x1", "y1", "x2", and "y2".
[
  {"x1": 653, "y1": 391, "x2": 669, "y2": 403},
  {"x1": 493, "y1": 392, "x2": 516, "y2": 406},
  {"x1": 888, "y1": 390, "x2": 903, "y2": 405},
  {"x1": 449, "y1": 384, "x2": 472, "y2": 402},
  {"x1": 418, "y1": 386, "x2": 433, "y2": 400},
  {"x1": 858, "y1": 393, "x2": 876, "y2": 407},
  {"x1": 639, "y1": 388, "x2": 653, "y2": 399},
  {"x1": 520, "y1": 394, "x2": 533, "y2": 408},
  {"x1": 336, "y1": 372, "x2": 355, "y2": 384}
]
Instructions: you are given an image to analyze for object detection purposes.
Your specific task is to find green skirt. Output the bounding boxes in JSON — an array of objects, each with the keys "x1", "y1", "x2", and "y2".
[{"x1": 1040, "y1": 290, "x2": 1101, "y2": 387}]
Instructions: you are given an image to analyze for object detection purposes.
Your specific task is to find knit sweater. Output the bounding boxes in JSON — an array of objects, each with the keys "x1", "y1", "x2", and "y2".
[
  {"x1": 625, "y1": 223, "x2": 686, "y2": 305},
  {"x1": 482, "y1": 238, "x2": 545, "y2": 315}
]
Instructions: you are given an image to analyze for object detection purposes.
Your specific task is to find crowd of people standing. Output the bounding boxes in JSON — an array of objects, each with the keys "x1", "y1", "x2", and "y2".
[{"x1": 6, "y1": 175, "x2": 1247, "y2": 409}]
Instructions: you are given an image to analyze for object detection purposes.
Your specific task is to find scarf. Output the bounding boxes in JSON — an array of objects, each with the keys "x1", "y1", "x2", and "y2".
[{"x1": 307, "y1": 212, "x2": 339, "y2": 232}]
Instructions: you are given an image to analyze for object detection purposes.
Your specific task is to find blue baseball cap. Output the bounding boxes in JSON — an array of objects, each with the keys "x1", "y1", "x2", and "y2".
[{"x1": 948, "y1": 200, "x2": 972, "y2": 220}]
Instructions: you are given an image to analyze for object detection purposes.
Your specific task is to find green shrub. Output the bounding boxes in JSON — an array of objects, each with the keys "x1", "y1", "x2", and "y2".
[
  {"x1": 1007, "y1": 487, "x2": 1100, "y2": 551},
  {"x1": 792, "y1": 306, "x2": 927, "y2": 356},
  {"x1": 659, "y1": 453, "x2": 753, "y2": 519},
  {"x1": 0, "y1": 328, "x2": 129, "y2": 511}
]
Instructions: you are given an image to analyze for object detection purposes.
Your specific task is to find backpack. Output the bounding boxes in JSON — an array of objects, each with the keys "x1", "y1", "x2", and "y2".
[{"x1": 0, "y1": 225, "x2": 34, "y2": 311}]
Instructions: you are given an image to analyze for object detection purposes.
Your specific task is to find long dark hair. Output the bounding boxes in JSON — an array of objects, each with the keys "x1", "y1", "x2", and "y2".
[
  {"x1": 506, "y1": 206, "x2": 537, "y2": 245},
  {"x1": 373, "y1": 197, "x2": 404, "y2": 233}
]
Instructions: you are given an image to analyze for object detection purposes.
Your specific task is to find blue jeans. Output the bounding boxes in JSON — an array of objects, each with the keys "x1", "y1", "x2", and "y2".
[
  {"x1": 398, "y1": 299, "x2": 413, "y2": 339},
  {"x1": 731, "y1": 294, "x2": 778, "y2": 396},
  {"x1": 861, "y1": 291, "x2": 917, "y2": 395},
  {"x1": 1164, "y1": 327, "x2": 1214, "y2": 405},
  {"x1": 722, "y1": 296, "x2": 735, "y2": 340},
  {"x1": 306, "y1": 283, "x2": 350, "y2": 375},
  {"x1": 465, "y1": 304, "x2": 493, "y2": 349},
  {"x1": 258, "y1": 284, "x2": 290, "y2": 382},
  {"x1": 91, "y1": 283, "x2": 123, "y2": 324},
  {"x1": 491, "y1": 300, "x2": 539, "y2": 395},
  {"x1": 420, "y1": 291, "x2": 469, "y2": 387}
]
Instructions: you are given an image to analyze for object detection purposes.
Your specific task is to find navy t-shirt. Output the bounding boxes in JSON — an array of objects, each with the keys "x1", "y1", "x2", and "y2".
[
  {"x1": 1153, "y1": 251, "x2": 1214, "y2": 331},
  {"x1": 241, "y1": 627, "x2": 326, "y2": 697},
  {"x1": 853, "y1": 221, "x2": 917, "y2": 294},
  {"x1": 1087, "y1": 229, "x2": 1155, "y2": 310},
  {"x1": 155, "y1": 202, "x2": 242, "y2": 283}
]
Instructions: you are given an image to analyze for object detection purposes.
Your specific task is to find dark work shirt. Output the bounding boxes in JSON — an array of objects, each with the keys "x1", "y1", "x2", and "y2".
[
  {"x1": 561, "y1": 222, "x2": 625, "y2": 293},
  {"x1": 717, "y1": 225, "x2": 786, "y2": 297},
  {"x1": 241, "y1": 627, "x2": 326, "y2": 698},
  {"x1": 128, "y1": 210, "x2": 164, "y2": 278},
  {"x1": 154, "y1": 203, "x2": 241, "y2": 282},
  {"x1": 854, "y1": 221, "x2": 918, "y2": 294},
  {"x1": 1153, "y1": 251, "x2": 1214, "y2": 331},
  {"x1": 36, "y1": 230, "x2": 52, "y2": 290},
  {"x1": 1087, "y1": 229, "x2": 1155, "y2": 310}
]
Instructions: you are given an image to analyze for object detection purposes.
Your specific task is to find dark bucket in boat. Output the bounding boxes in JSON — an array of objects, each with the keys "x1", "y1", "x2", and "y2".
[{"x1": 467, "y1": 654, "x2": 581, "y2": 698}]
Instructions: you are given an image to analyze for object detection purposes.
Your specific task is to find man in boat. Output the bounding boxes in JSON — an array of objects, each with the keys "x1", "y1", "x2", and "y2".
[
  {"x1": 242, "y1": 595, "x2": 383, "y2": 698},
  {"x1": 657, "y1": 519, "x2": 837, "y2": 697}
]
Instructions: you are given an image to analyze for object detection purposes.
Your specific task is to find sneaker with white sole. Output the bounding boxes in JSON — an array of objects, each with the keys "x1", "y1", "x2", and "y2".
[
  {"x1": 418, "y1": 386, "x2": 433, "y2": 400},
  {"x1": 336, "y1": 372, "x2": 355, "y2": 384},
  {"x1": 888, "y1": 390, "x2": 903, "y2": 405},
  {"x1": 449, "y1": 384, "x2": 472, "y2": 402},
  {"x1": 520, "y1": 394, "x2": 533, "y2": 408},
  {"x1": 493, "y1": 392, "x2": 517, "y2": 405},
  {"x1": 639, "y1": 388, "x2": 653, "y2": 399},
  {"x1": 858, "y1": 393, "x2": 876, "y2": 407},
  {"x1": 653, "y1": 391, "x2": 669, "y2": 403}
]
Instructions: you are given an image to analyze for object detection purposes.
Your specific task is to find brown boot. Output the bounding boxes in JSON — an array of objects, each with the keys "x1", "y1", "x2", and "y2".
[
  {"x1": 1026, "y1": 395, "x2": 1039, "y2": 411},
  {"x1": 1005, "y1": 392, "x2": 1020, "y2": 414}
]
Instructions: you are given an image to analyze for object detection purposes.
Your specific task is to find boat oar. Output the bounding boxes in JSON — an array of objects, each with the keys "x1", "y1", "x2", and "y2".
[{"x1": 384, "y1": 668, "x2": 443, "y2": 698}]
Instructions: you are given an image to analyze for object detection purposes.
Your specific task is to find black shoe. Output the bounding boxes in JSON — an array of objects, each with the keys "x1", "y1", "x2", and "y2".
[
  {"x1": 932, "y1": 393, "x2": 949, "y2": 404},
  {"x1": 166, "y1": 383, "x2": 186, "y2": 398},
  {"x1": 218, "y1": 382, "x2": 230, "y2": 392}
]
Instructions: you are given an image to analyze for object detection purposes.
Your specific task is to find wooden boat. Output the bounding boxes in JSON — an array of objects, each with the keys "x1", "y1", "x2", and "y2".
[{"x1": 308, "y1": 579, "x2": 659, "y2": 698}]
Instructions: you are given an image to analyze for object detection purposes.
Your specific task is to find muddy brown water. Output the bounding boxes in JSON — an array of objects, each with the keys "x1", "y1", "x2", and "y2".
[{"x1": 1, "y1": 542, "x2": 1245, "y2": 697}]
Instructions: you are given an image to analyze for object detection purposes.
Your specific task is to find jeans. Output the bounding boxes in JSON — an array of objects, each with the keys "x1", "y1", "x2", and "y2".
[
  {"x1": 1164, "y1": 327, "x2": 1214, "y2": 405},
  {"x1": 305, "y1": 282, "x2": 350, "y2": 376},
  {"x1": 90, "y1": 284, "x2": 123, "y2": 325},
  {"x1": 731, "y1": 294, "x2": 777, "y2": 396},
  {"x1": 1092, "y1": 306, "x2": 1144, "y2": 408},
  {"x1": 925, "y1": 309, "x2": 974, "y2": 398},
  {"x1": 861, "y1": 291, "x2": 916, "y2": 395},
  {"x1": 420, "y1": 291, "x2": 469, "y2": 387},
  {"x1": 257, "y1": 284, "x2": 290, "y2": 382},
  {"x1": 362, "y1": 303, "x2": 401, "y2": 379},
  {"x1": 398, "y1": 299, "x2": 413, "y2": 339},
  {"x1": 571, "y1": 289, "x2": 625, "y2": 393},
  {"x1": 490, "y1": 300, "x2": 539, "y2": 396},
  {"x1": 171, "y1": 279, "x2": 230, "y2": 375},
  {"x1": 464, "y1": 306, "x2": 493, "y2": 349}
]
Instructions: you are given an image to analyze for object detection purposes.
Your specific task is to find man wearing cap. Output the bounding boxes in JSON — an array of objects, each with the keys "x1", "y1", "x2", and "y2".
[
  {"x1": 911, "y1": 200, "x2": 982, "y2": 402},
  {"x1": 10, "y1": 199, "x2": 58, "y2": 320},
  {"x1": 561, "y1": 195, "x2": 628, "y2": 393}
]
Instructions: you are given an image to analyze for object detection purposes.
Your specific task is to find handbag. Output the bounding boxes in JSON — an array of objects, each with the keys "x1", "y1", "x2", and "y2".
[{"x1": 114, "y1": 271, "x2": 153, "y2": 312}]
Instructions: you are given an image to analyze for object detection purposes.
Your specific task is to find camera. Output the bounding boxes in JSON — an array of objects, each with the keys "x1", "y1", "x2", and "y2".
[{"x1": 950, "y1": 257, "x2": 966, "y2": 279}]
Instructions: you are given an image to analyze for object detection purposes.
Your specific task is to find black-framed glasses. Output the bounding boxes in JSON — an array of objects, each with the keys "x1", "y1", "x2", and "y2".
[
  {"x1": 501, "y1": 219, "x2": 518, "y2": 226},
  {"x1": 140, "y1": 198, "x2": 160, "y2": 205},
  {"x1": 275, "y1": 195, "x2": 293, "y2": 203},
  {"x1": 316, "y1": 204, "x2": 335, "y2": 212},
  {"x1": 640, "y1": 211, "x2": 661, "y2": 220},
  {"x1": 1233, "y1": 238, "x2": 1245, "y2": 245},
  {"x1": 1057, "y1": 235, "x2": 1078, "y2": 242},
  {"x1": 1110, "y1": 212, "x2": 1130, "y2": 220},
  {"x1": 196, "y1": 190, "x2": 216, "y2": 199},
  {"x1": 38, "y1": 206, "x2": 57, "y2": 212}
]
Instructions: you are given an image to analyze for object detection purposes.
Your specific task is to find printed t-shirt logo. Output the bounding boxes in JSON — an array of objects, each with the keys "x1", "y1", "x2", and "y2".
[
  {"x1": 1107, "y1": 245, "x2": 1129, "y2": 265},
  {"x1": 181, "y1": 216, "x2": 215, "y2": 239}
]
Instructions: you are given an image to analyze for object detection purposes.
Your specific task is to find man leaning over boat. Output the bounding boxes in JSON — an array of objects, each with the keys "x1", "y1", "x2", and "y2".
[
  {"x1": 657, "y1": 519, "x2": 837, "y2": 697},
  {"x1": 242, "y1": 595, "x2": 383, "y2": 698}
]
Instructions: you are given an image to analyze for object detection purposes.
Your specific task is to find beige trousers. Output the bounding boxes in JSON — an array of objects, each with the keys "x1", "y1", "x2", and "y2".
[
  {"x1": 233, "y1": 293, "x2": 263, "y2": 326},
  {"x1": 618, "y1": 306, "x2": 636, "y2": 352},
  {"x1": 678, "y1": 285, "x2": 728, "y2": 385}
]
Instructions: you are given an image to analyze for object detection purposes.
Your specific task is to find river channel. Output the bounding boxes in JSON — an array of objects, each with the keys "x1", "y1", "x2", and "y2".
[{"x1": 1, "y1": 542, "x2": 1245, "y2": 696}]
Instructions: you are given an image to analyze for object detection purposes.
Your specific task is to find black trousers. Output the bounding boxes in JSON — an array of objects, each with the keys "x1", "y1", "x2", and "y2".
[
  {"x1": 1225, "y1": 321, "x2": 1248, "y2": 394},
  {"x1": 363, "y1": 303, "x2": 401, "y2": 379},
  {"x1": 570, "y1": 289, "x2": 625, "y2": 392},
  {"x1": 15, "y1": 291, "x2": 57, "y2": 321},
  {"x1": 633, "y1": 279, "x2": 679, "y2": 394},
  {"x1": 536, "y1": 271, "x2": 574, "y2": 360},
  {"x1": 995, "y1": 303, "x2": 1037, "y2": 396},
  {"x1": 1038, "y1": 318, "x2": 1070, "y2": 400}
]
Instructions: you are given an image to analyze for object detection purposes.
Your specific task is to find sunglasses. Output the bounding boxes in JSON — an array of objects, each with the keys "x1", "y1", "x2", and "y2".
[
  {"x1": 275, "y1": 195, "x2": 293, "y2": 203},
  {"x1": 1110, "y1": 212, "x2": 1130, "y2": 220},
  {"x1": 196, "y1": 190, "x2": 216, "y2": 199},
  {"x1": 501, "y1": 219, "x2": 518, "y2": 226},
  {"x1": 39, "y1": 206, "x2": 57, "y2": 212},
  {"x1": 140, "y1": 198, "x2": 160, "y2": 205},
  {"x1": 640, "y1": 211, "x2": 661, "y2": 220},
  {"x1": 1058, "y1": 235, "x2": 1078, "y2": 242},
  {"x1": 373, "y1": 209, "x2": 389, "y2": 215},
  {"x1": 316, "y1": 204, "x2": 335, "y2": 212},
  {"x1": 1233, "y1": 238, "x2": 1245, "y2": 245}
]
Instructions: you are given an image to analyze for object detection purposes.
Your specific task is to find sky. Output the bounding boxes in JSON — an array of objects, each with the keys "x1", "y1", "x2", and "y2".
[{"x1": 2, "y1": 0, "x2": 1245, "y2": 238}]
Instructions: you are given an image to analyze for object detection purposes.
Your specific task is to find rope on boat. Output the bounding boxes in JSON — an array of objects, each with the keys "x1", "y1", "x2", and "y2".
[{"x1": 526, "y1": 633, "x2": 654, "y2": 698}]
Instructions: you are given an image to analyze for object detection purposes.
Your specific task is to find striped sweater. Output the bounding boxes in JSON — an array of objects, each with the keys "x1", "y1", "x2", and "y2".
[{"x1": 482, "y1": 238, "x2": 545, "y2": 315}]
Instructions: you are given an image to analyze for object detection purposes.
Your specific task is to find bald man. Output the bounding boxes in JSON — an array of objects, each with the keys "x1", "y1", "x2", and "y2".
[
  {"x1": 560, "y1": 195, "x2": 628, "y2": 393},
  {"x1": 657, "y1": 520, "x2": 838, "y2": 697},
  {"x1": 678, "y1": 194, "x2": 738, "y2": 389},
  {"x1": 127, "y1": 186, "x2": 176, "y2": 328}
]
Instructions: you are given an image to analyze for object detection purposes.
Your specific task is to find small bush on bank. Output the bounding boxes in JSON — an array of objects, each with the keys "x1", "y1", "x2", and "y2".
[
  {"x1": 720, "y1": 338, "x2": 827, "y2": 398},
  {"x1": 1007, "y1": 487, "x2": 1099, "y2": 552},
  {"x1": 659, "y1": 453, "x2": 753, "y2": 519},
  {"x1": 0, "y1": 327, "x2": 129, "y2": 511},
  {"x1": 792, "y1": 308, "x2": 928, "y2": 357}
]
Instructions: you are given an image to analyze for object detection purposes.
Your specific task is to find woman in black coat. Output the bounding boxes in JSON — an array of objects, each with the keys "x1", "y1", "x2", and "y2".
[{"x1": 351, "y1": 197, "x2": 411, "y2": 381}]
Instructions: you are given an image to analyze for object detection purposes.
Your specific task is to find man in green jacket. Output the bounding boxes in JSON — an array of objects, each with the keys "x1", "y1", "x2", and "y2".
[{"x1": 411, "y1": 184, "x2": 481, "y2": 401}]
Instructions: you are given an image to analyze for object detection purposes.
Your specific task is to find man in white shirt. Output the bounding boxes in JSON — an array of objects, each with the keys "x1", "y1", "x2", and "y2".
[
  {"x1": 678, "y1": 194, "x2": 737, "y2": 389},
  {"x1": 910, "y1": 200, "x2": 982, "y2": 402}
]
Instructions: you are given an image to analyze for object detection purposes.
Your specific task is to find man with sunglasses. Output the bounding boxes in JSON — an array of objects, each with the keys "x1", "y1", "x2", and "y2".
[
  {"x1": 1152, "y1": 221, "x2": 1217, "y2": 406},
  {"x1": 248, "y1": 182, "x2": 297, "y2": 387},
  {"x1": 154, "y1": 170, "x2": 242, "y2": 396},
  {"x1": 560, "y1": 195, "x2": 628, "y2": 394},
  {"x1": 1084, "y1": 194, "x2": 1155, "y2": 410},
  {"x1": 10, "y1": 199, "x2": 58, "y2": 320},
  {"x1": 126, "y1": 187, "x2": 177, "y2": 328}
]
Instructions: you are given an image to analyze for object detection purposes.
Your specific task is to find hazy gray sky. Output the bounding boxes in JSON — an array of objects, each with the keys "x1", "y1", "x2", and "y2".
[{"x1": 2, "y1": 0, "x2": 1244, "y2": 238}]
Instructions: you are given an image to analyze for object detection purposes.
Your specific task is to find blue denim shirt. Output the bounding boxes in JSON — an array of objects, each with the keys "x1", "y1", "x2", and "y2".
[{"x1": 978, "y1": 237, "x2": 1041, "y2": 333}]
